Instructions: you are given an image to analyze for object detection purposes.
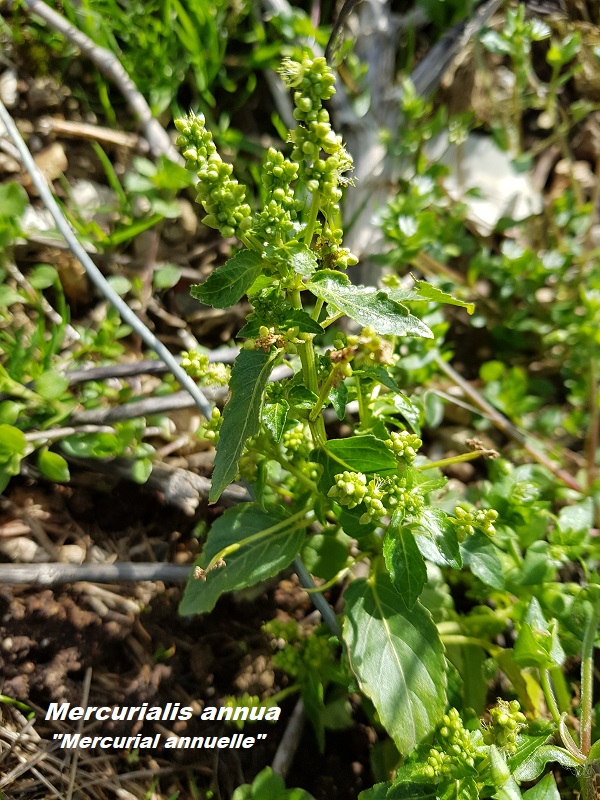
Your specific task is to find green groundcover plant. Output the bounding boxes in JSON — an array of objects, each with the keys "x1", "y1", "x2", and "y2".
[{"x1": 175, "y1": 51, "x2": 600, "y2": 799}]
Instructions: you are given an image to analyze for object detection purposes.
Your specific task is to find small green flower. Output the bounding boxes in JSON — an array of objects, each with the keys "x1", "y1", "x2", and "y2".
[
  {"x1": 452, "y1": 505, "x2": 498, "y2": 541},
  {"x1": 328, "y1": 470, "x2": 368, "y2": 509},
  {"x1": 483, "y1": 699, "x2": 527, "y2": 753},
  {"x1": 385, "y1": 429, "x2": 423, "y2": 464},
  {"x1": 175, "y1": 112, "x2": 253, "y2": 239}
]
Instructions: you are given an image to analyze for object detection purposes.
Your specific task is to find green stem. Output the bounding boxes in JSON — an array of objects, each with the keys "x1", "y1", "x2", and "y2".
[
  {"x1": 292, "y1": 288, "x2": 327, "y2": 446},
  {"x1": 206, "y1": 508, "x2": 313, "y2": 571},
  {"x1": 540, "y1": 668, "x2": 562, "y2": 725},
  {"x1": 240, "y1": 231, "x2": 263, "y2": 252},
  {"x1": 312, "y1": 298, "x2": 324, "y2": 322},
  {"x1": 354, "y1": 374, "x2": 370, "y2": 428},
  {"x1": 549, "y1": 666, "x2": 572, "y2": 715},
  {"x1": 309, "y1": 367, "x2": 337, "y2": 422},
  {"x1": 275, "y1": 452, "x2": 320, "y2": 493},
  {"x1": 580, "y1": 603, "x2": 600, "y2": 755},
  {"x1": 320, "y1": 311, "x2": 345, "y2": 329},
  {"x1": 304, "y1": 190, "x2": 321, "y2": 245},
  {"x1": 417, "y1": 450, "x2": 497, "y2": 471}
]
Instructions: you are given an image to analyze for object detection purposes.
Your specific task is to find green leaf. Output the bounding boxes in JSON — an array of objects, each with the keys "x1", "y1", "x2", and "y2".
[
  {"x1": 522, "y1": 773, "x2": 560, "y2": 800},
  {"x1": 301, "y1": 533, "x2": 348, "y2": 581},
  {"x1": 153, "y1": 264, "x2": 182, "y2": 290},
  {"x1": 358, "y1": 783, "x2": 392, "y2": 800},
  {"x1": 210, "y1": 349, "x2": 277, "y2": 502},
  {"x1": 190, "y1": 249, "x2": 263, "y2": 309},
  {"x1": 329, "y1": 381, "x2": 348, "y2": 420},
  {"x1": 34, "y1": 371, "x2": 69, "y2": 401},
  {"x1": 411, "y1": 279, "x2": 475, "y2": 315},
  {"x1": 107, "y1": 275, "x2": 132, "y2": 296},
  {"x1": 512, "y1": 744, "x2": 582, "y2": 781},
  {"x1": 412, "y1": 508, "x2": 461, "y2": 569},
  {"x1": 461, "y1": 534, "x2": 504, "y2": 589},
  {"x1": 508, "y1": 733, "x2": 553, "y2": 775},
  {"x1": 288, "y1": 386, "x2": 318, "y2": 409},
  {"x1": 0, "y1": 424, "x2": 27, "y2": 461},
  {"x1": 386, "y1": 784, "x2": 438, "y2": 800},
  {"x1": 180, "y1": 504, "x2": 306, "y2": 615},
  {"x1": 343, "y1": 573, "x2": 446, "y2": 753},
  {"x1": 131, "y1": 457, "x2": 153, "y2": 484},
  {"x1": 284, "y1": 309, "x2": 324, "y2": 335},
  {"x1": 37, "y1": 449, "x2": 70, "y2": 482},
  {"x1": 262, "y1": 399, "x2": 289, "y2": 442},
  {"x1": 307, "y1": 271, "x2": 433, "y2": 338},
  {"x1": 384, "y1": 511, "x2": 427, "y2": 609},
  {"x1": 489, "y1": 745, "x2": 523, "y2": 800},
  {"x1": 558, "y1": 499, "x2": 594, "y2": 534},
  {"x1": 287, "y1": 242, "x2": 318, "y2": 276},
  {"x1": 0, "y1": 182, "x2": 28, "y2": 219},
  {"x1": 29, "y1": 264, "x2": 58, "y2": 289},
  {"x1": 0, "y1": 286, "x2": 25, "y2": 307},
  {"x1": 325, "y1": 435, "x2": 397, "y2": 473}
]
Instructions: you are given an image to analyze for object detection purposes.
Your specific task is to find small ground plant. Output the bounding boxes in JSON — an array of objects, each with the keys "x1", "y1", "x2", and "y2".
[{"x1": 175, "y1": 50, "x2": 599, "y2": 799}]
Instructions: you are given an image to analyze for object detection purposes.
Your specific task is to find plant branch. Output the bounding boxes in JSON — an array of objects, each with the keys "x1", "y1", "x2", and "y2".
[{"x1": 579, "y1": 602, "x2": 600, "y2": 755}]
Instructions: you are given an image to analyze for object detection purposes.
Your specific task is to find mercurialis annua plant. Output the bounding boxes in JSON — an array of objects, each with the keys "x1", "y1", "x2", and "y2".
[{"x1": 173, "y1": 53, "x2": 564, "y2": 789}]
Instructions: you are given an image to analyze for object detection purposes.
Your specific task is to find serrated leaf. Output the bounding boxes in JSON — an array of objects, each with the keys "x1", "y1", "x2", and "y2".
[
  {"x1": 307, "y1": 270, "x2": 433, "y2": 338},
  {"x1": 355, "y1": 366, "x2": 400, "y2": 393},
  {"x1": 325, "y1": 435, "x2": 397, "y2": 473},
  {"x1": 412, "y1": 507, "x2": 461, "y2": 569},
  {"x1": 329, "y1": 381, "x2": 348, "y2": 419},
  {"x1": 411, "y1": 278, "x2": 475, "y2": 315},
  {"x1": 343, "y1": 573, "x2": 446, "y2": 754},
  {"x1": 384, "y1": 511, "x2": 427, "y2": 608},
  {"x1": 180, "y1": 504, "x2": 305, "y2": 615},
  {"x1": 37, "y1": 449, "x2": 70, "y2": 483},
  {"x1": 191, "y1": 249, "x2": 263, "y2": 309},
  {"x1": 512, "y1": 744, "x2": 582, "y2": 781},
  {"x1": 210, "y1": 349, "x2": 277, "y2": 502},
  {"x1": 508, "y1": 733, "x2": 553, "y2": 775},
  {"x1": 287, "y1": 242, "x2": 318, "y2": 276},
  {"x1": 289, "y1": 386, "x2": 318, "y2": 409},
  {"x1": 284, "y1": 308, "x2": 324, "y2": 334},
  {"x1": 262, "y1": 399, "x2": 289, "y2": 442}
]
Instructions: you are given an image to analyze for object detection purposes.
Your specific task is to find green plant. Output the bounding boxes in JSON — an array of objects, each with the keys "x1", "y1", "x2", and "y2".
[
  {"x1": 174, "y1": 50, "x2": 600, "y2": 798},
  {"x1": 231, "y1": 767, "x2": 316, "y2": 800}
]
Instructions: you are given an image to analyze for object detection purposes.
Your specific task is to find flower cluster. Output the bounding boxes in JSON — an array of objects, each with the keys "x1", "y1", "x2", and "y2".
[
  {"x1": 452, "y1": 506, "x2": 498, "y2": 541},
  {"x1": 482, "y1": 699, "x2": 527, "y2": 753},
  {"x1": 425, "y1": 708, "x2": 479, "y2": 780},
  {"x1": 328, "y1": 471, "x2": 368, "y2": 509},
  {"x1": 327, "y1": 471, "x2": 425, "y2": 524},
  {"x1": 279, "y1": 54, "x2": 357, "y2": 269},
  {"x1": 282, "y1": 421, "x2": 312, "y2": 458},
  {"x1": 252, "y1": 148, "x2": 303, "y2": 243},
  {"x1": 175, "y1": 113, "x2": 253, "y2": 239},
  {"x1": 201, "y1": 407, "x2": 222, "y2": 444},
  {"x1": 180, "y1": 351, "x2": 230, "y2": 386},
  {"x1": 385, "y1": 430, "x2": 423, "y2": 464}
]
